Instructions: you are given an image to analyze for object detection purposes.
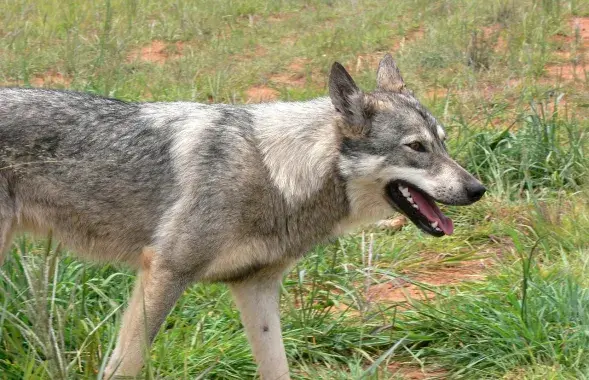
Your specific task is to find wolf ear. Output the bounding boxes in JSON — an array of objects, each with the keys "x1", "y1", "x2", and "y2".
[
  {"x1": 377, "y1": 54, "x2": 406, "y2": 92},
  {"x1": 329, "y1": 62, "x2": 371, "y2": 136}
]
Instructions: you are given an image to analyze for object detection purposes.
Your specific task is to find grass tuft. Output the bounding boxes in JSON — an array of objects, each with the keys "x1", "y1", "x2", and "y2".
[{"x1": 464, "y1": 101, "x2": 587, "y2": 196}]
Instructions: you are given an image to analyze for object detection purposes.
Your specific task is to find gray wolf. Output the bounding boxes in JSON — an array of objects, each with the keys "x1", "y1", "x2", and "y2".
[{"x1": 0, "y1": 54, "x2": 485, "y2": 379}]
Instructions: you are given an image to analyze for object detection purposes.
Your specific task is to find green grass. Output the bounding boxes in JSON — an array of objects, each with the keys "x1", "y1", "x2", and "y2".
[
  {"x1": 1, "y1": 0, "x2": 588, "y2": 379},
  {"x1": 463, "y1": 102, "x2": 586, "y2": 197},
  {"x1": 397, "y1": 200, "x2": 589, "y2": 379}
]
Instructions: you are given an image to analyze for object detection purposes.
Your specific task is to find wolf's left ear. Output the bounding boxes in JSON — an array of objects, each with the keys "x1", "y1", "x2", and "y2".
[
  {"x1": 329, "y1": 62, "x2": 371, "y2": 136},
  {"x1": 377, "y1": 54, "x2": 406, "y2": 92}
]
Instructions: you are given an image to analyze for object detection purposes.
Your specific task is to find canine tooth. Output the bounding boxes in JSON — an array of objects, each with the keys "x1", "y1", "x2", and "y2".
[
  {"x1": 399, "y1": 186, "x2": 410, "y2": 197},
  {"x1": 412, "y1": 204, "x2": 419, "y2": 209},
  {"x1": 407, "y1": 196, "x2": 414, "y2": 203},
  {"x1": 435, "y1": 227, "x2": 442, "y2": 231},
  {"x1": 431, "y1": 221, "x2": 438, "y2": 228}
]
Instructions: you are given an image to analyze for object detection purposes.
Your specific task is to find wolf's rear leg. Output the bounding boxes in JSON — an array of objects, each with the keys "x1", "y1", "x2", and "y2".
[
  {"x1": 228, "y1": 264, "x2": 291, "y2": 380},
  {"x1": 0, "y1": 221, "x2": 13, "y2": 265},
  {"x1": 104, "y1": 248, "x2": 189, "y2": 378},
  {"x1": 0, "y1": 179, "x2": 15, "y2": 265}
]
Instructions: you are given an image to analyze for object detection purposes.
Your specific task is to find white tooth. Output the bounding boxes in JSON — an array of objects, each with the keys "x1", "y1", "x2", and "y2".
[
  {"x1": 412, "y1": 204, "x2": 419, "y2": 209},
  {"x1": 407, "y1": 196, "x2": 414, "y2": 203},
  {"x1": 435, "y1": 227, "x2": 442, "y2": 231},
  {"x1": 400, "y1": 187, "x2": 410, "y2": 197},
  {"x1": 431, "y1": 221, "x2": 438, "y2": 228}
]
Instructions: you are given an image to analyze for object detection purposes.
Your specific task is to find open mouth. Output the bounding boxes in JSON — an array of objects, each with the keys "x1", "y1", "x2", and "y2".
[{"x1": 384, "y1": 181, "x2": 454, "y2": 237}]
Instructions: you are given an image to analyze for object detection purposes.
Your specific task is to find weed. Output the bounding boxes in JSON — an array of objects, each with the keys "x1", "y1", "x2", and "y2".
[{"x1": 464, "y1": 99, "x2": 587, "y2": 197}]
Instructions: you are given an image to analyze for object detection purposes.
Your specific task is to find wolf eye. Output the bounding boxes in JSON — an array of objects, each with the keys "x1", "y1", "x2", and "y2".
[{"x1": 406, "y1": 142, "x2": 426, "y2": 152}]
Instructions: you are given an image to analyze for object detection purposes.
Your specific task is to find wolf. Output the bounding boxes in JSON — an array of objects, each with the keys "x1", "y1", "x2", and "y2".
[{"x1": 0, "y1": 54, "x2": 485, "y2": 379}]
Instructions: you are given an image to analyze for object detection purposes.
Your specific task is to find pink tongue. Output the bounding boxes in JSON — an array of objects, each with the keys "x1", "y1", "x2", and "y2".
[{"x1": 408, "y1": 188, "x2": 454, "y2": 235}]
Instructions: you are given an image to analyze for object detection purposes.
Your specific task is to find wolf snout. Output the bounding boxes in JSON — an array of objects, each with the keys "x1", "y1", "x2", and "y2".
[{"x1": 465, "y1": 181, "x2": 486, "y2": 202}]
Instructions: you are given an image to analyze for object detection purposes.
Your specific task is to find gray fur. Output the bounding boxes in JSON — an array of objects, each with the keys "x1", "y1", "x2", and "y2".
[
  {"x1": 329, "y1": 62, "x2": 371, "y2": 136},
  {"x1": 377, "y1": 54, "x2": 407, "y2": 92},
  {"x1": 0, "y1": 55, "x2": 484, "y2": 378}
]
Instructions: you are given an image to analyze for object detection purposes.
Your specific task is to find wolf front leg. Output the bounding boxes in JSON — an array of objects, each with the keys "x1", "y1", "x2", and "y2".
[
  {"x1": 228, "y1": 266, "x2": 291, "y2": 380},
  {"x1": 104, "y1": 248, "x2": 188, "y2": 378}
]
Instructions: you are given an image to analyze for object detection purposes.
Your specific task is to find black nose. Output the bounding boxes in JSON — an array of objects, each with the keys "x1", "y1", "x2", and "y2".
[{"x1": 466, "y1": 182, "x2": 486, "y2": 202}]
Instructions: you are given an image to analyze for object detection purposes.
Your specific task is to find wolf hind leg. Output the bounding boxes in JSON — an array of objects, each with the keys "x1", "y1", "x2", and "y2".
[
  {"x1": 0, "y1": 221, "x2": 13, "y2": 266},
  {"x1": 0, "y1": 179, "x2": 15, "y2": 265},
  {"x1": 104, "y1": 247, "x2": 190, "y2": 378}
]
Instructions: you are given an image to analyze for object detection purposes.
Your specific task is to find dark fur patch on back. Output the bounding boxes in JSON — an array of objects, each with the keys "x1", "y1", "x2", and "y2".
[{"x1": 202, "y1": 107, "x2": 254, "y2": 168}]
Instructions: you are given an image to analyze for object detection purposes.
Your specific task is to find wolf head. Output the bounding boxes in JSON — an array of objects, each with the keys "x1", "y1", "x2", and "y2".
[{"x1": 331, "y1": 54, "x2": 485, "y2": 237}]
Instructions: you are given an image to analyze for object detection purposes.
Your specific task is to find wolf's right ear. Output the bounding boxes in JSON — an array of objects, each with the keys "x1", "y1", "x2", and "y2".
[
  {"x1": 377, "y1": 54, "x2": 406, "y2": 92},
  {"x1": 329, "y1": 62, "x2": 371, "y2": 137}
]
